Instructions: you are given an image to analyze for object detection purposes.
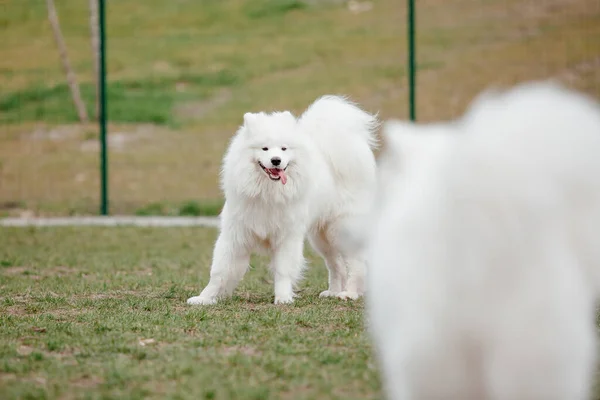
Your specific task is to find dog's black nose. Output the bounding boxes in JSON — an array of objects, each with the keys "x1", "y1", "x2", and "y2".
[{"x1": 271, "y1": 157, "x2": 281, "y2": 166}]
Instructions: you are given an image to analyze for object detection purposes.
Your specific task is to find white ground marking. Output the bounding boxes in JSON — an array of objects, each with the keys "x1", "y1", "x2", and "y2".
[{"x1": 0, "y1": 216, "x2": 220, "y2": 228}]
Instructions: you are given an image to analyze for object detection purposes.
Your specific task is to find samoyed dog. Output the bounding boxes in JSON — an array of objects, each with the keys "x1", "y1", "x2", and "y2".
[
  {"x1": 365, "y1": 82, "x2": 600, "y2": 400},
  {"x1": 187, "y1": 96, "x2": 378, "y2": 305}
]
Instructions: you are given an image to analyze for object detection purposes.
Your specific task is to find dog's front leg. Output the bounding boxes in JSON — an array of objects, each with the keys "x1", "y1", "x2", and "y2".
[
  {"x1": 271, "y1": 235, "x2": 305, "y2": 304},
  {"x1": 187, "y1": 232, "x2": 249, "y2": 305}
]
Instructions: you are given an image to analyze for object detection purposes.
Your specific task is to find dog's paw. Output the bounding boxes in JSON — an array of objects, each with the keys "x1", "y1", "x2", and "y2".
[
  {"x1": 187, "y1": 295, "x2": 217, "y2": 305},
  {"x1": 319, "y1": 290, "x2": 340, "y2": 298},
  {"x1": 336, "y1": 291, "x2": 361, "y2": 300},
  {"x1": 274, "y1": 293, "x2": 295, "y2": 304}
]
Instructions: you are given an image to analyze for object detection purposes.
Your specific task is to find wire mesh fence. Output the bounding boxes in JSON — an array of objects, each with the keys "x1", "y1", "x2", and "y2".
[{"x1": 1, "y1": 0, "x2": 599, "y2": 217}]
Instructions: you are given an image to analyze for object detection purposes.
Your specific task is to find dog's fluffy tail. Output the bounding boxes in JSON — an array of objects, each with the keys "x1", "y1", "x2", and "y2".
[
  {"x1": 297, "y1": 95, "x2": 379, "y2": 193},
  {"x1": 298, "y1": 95, "x2": 379, "y2": 151}
]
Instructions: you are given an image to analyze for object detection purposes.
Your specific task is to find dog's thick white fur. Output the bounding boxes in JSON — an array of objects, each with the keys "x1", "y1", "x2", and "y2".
[
  {"x1": 366, "y1": 82, "x2": 600, "y2": 400},
  {"x1": 187, "y1": 95, "x2": 378, "y2": 305}
]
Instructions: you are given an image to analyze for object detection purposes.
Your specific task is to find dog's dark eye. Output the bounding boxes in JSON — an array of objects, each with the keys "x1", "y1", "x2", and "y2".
[
  {"x1": 281, "y1": 147, "x2": 287, "y2": 151},
  {"x1": 262, "y1": 147, "x2": 268, "y2": 151}
]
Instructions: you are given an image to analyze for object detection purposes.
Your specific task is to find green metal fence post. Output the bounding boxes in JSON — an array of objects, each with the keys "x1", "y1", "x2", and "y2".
[
  {"x1": 99, "y1": 0, "x2": 108, "y2": 215},
  {"x1": 407, "y1": 0, "x2": 416, "y2": 121}
]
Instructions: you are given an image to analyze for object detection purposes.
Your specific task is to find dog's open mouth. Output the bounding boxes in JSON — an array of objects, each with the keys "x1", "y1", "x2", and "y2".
[{"x1": 258, "y1": 162, "x2": 288, "y2": 185}]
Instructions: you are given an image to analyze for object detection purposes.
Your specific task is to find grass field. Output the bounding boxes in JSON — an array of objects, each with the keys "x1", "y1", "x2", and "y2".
[
  {"x1": 1, "y1": 0, "x2": 599, "y2": 215},
  {"x1": 0, "y1": 226, "x2": 380, "y2": 399},
  {"x1": 2, "y1": 228, "x2": 600, "y2": 400}
]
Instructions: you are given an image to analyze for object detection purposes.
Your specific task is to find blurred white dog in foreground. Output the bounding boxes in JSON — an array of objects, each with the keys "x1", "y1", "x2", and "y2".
[
  {"x1": 366, "y1": 82, "x2": 600, "y2": 400},
  {"x1": 187, "y1": 96, "x2": 377, "y2": 305}
]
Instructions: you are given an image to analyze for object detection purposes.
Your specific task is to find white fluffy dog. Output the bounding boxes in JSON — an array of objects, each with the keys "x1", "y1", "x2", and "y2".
[
  {"x1": 366, "y1": 83, "x2": 600, "y2": 399},
  {"x1": 187, "y1": 96, "x2": 378, "y2": 305}
]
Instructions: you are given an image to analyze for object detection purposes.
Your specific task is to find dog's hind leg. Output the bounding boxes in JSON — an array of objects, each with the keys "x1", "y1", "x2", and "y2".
[
  {"x1": 271, "y1": 234, "x2": 305, "y2": 304},
  {"x1": 320, "y1": 253, "x2": 347, "y2": 298},
  {"x1": 187, "y1": 232, "x2": 250, "y2": 305},
  {"x1": 337, "y1": 256, "x2": 365, "y2": 300},
  {"x1": 309, "y1": 229, "x2": 347, "y2": 297},
  {"x1": 312, "y1": 219, "x2": 365, "y2": 300}
]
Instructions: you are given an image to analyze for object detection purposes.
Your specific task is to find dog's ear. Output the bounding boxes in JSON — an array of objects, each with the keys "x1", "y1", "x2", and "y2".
[
  {"x1": 243, "y1": 112, "x2": 257, "y2": 127},
  {"x1": 382, "y1": 120, "x2": 452, "y2": 163},
  {"x1": 380, "y1": 120, "x2": 417, "y2": 167},
  {"x1": 278, "y1": 111, "x2": 297, "y2": 125},
  {"x1": 243, "y1": 112, "x2": 268, "y2": 136},
  {"x1": 243, "y1": 112, "x2": 261, "y2": 137},
  {"x1": 378, "y1": 119, "x2": 452, "y2": 182}
]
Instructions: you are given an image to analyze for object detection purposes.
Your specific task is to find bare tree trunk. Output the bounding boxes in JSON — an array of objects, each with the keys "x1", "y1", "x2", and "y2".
[
  {"x1": 88, "y1": 0, "x2": 100, "y2": 121},
  {"x1": 46, "y1": 0, "x2": 89, "y2": 124}
]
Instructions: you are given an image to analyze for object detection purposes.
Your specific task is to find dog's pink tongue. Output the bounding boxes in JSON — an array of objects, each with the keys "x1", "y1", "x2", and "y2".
[
  {"x1": 279, "y1": 170, "x2": 287, "y2": 185},
  {"x1": 270, "y1": 168, "x2": 287, "y2": 185}
]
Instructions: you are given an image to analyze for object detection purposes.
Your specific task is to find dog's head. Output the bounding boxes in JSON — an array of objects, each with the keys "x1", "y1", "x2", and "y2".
[{"x1": 241, "y1": 111, "x2": 300, "y2": 185}]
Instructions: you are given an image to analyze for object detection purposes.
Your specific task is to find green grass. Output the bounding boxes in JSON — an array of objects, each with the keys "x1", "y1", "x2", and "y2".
[
  {"x1": 0, "y1": 71, "x2": 240, "y2": 126},
  {"x1": 0, "y1": 0, "x2": 598, "y2": 214},
  {"x1": 0, "y1": 227, "x2": 380, "y2": 399}
]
